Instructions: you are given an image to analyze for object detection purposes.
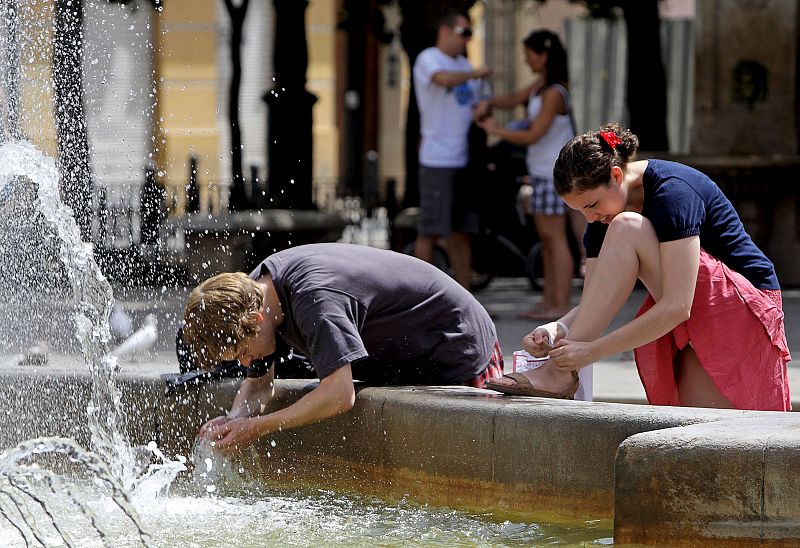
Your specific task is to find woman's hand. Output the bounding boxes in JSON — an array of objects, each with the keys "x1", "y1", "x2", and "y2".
[
  {"x1": 548, "y1": 339, "x2": 598, "y2": 370},
  {"x1": 473, "y1": 99, "x2": 491, "y2": 121},
  {"x1": 475, "y1": 114, "x2": 499, "y2": 133},
  {"x1": 522, "y1": 326, "x2": 554, "y2": 357}
]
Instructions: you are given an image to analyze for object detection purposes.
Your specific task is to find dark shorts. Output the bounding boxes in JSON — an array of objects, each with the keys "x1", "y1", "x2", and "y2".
[{"x1": 417, "y1": 165, "x2": 480, "y2": 237}]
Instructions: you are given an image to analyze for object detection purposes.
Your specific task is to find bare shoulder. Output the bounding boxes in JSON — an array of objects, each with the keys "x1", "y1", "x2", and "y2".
[{"x1": 540, "y1": 85, "x2": 567, "y2": 113}]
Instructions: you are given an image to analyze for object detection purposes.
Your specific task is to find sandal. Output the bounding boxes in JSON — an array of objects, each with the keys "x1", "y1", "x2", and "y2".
[{"x1": 485, "y1": 371, "x2": 580, "y2": 399}]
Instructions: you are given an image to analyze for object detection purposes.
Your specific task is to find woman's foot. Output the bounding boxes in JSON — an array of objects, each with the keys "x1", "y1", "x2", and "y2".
[
  {"x1": 487, "y1": 362, "x2": 577, "y2": 395},
  {"x1": 516, "y1": 305, "x2": 571, "y2": 321}
]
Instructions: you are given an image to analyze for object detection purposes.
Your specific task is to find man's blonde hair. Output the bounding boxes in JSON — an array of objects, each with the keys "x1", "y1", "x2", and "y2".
[{"x1": 182, "y1": 272, "x2": 264, "y2": 369}]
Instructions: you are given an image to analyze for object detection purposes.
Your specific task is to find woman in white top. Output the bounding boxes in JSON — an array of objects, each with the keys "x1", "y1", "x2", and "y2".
[{"x1": 476, "y1": 30, "x2": 581, "y2": 321}]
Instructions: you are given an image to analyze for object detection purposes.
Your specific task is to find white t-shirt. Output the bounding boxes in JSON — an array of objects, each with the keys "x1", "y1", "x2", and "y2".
[{"x1": 413, "y1": 47, "x2": 477, "y2": 168}]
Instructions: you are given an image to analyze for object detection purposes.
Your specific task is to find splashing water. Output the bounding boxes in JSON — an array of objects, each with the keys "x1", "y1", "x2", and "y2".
[
  {"x1": 0, "y1": 437, "x2": 152, "y2": 547},
  {"x1": 0, "y1": 141, "x2": 185, "y2": 545},
  {"x1": 0, "y1": 141, "x2": 130, "y2": 478}
]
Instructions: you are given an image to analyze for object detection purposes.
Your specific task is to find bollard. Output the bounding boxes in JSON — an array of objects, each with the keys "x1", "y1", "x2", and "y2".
[
  {"x1": 185, "y1": 154, "x2": 200, "y2": 214},
  {"x1": 140, "y1": 164, "x2": 165, "y2": 246}
]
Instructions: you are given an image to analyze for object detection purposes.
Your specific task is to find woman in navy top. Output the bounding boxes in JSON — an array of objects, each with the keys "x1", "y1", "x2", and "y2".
[{"x1": 487, "y1": 123, "x2": 791, "y2": 410}]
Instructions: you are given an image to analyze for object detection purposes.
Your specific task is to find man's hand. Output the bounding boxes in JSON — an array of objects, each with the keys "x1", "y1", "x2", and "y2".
[
  {"x1": 197, "y1": 416, "x2": 232, "y2": 440},
  {"x1": 202, "y1": 416, "x2": 266, "y2": 454},
  {"x1": 474, "y1": 65, "x2": 492, "y2": 79}
]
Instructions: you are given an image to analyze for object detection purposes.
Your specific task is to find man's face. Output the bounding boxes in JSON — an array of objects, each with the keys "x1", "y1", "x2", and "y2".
[
  {"x1": 441, "y1": 16, "x2": 472, "y2": 56},
  {"x1": 219, "y1": 314, "x2": 277, "y2": 367}
]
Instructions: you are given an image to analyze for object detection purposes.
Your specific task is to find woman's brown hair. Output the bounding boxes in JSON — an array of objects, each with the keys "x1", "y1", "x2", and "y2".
[{"x1": 553, "y1": 122, "x2": 639, "y2": 195}]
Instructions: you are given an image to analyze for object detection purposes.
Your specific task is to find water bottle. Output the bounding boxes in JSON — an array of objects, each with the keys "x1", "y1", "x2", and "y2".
[
  {"x1": 476, "y1": 78, "x2": 492, "y2": 121},
  {"x1": 477, "y1": 77, "x2": 492, "y2": 102}
]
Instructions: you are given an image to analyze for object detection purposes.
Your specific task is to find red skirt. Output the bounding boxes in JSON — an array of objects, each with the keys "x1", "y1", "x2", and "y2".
[{"x1": 634, "y1": 250, "x2": 791, "y2": 411}]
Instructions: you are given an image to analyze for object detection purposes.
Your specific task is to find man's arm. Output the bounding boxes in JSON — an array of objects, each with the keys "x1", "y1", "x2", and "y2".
[
  {"x1": 227, "y1": 367, "x2": 275, "y2": 418},
  {"x1": 431, "y1": 65, "x2": 491, "y2": 89},
  {"x1": 205, "y1": 364, "x2": 357, "y2": 453}
]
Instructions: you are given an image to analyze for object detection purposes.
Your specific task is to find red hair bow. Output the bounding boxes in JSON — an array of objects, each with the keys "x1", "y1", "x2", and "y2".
[{"x1": 599, "y1": 131, "x2": 620, "y2": 150}]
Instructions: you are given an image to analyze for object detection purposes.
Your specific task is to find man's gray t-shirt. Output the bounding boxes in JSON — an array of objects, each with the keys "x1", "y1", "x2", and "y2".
[{"x1": 250, "y1": 243, "x2": 496, "y2": 385}]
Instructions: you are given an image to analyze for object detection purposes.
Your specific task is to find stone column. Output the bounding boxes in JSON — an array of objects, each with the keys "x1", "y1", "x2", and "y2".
[
  {"x1": 690, "y1": 0, "x2": 800, "y2": 285},
  {"x1": 483, "y1": 0, "x2": 518, "y2": 127},
  {"x1": 692, "y1": 0, "x2": 799, "y2": 155}
]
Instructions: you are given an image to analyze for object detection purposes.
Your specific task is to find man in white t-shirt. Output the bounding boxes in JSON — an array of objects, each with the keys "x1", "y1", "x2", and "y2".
[{"x1": 412, "y1": 10, "x2": 491, "y2": 290}]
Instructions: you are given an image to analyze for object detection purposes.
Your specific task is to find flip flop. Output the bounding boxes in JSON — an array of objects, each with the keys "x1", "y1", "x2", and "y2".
[{"x1": 485, "y1": 371, "x2": 580, "y2": 399}]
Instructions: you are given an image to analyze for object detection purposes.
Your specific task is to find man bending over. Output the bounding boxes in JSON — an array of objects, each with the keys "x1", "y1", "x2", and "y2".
[{"x1": 181, "y1": 243, "x2": 502, "y2": 453}]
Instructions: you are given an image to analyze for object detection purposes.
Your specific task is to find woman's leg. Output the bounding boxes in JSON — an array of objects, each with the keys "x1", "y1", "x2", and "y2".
[
  {"x1": 675, "y1": 346, "x2": 734, "y2": 408},
  {"x1": 570, "y1": 213, "x2": 663, "y2": 340},
  {"x1": 498, "y1": 213, "x2": 664, "y2": 393},
  {"x1": 446, "y1": 231, "x2": 472, "y2": 290},
  {"x1": 530, "y1": 213, "x2": 573, "y2": 315}
]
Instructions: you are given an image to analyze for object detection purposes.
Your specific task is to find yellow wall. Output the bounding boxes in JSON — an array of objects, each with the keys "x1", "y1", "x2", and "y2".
[
  {"x1": 16, "y1": 0, "x2": 57, "y2": 157},
  {"x1": 155, "y1": 0, "x2": 341, "y2": 212},
  {"x1": 307, "y1": 0, "x2": 339, "y2": 208},
  {"x1": 151, "y1": 2, "x2": 486, "y2": 212},
  {"x1": 155, "y1": 0, "x2": 219, "y2": 214},
  {"x1": 11, "y1": 1, "x2": 488, "y2": 213}
]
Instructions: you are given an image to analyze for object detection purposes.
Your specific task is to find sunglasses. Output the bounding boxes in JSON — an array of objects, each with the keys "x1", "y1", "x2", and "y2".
[{"x1": 452, "y1": 25, "x2": 473, "y2": 38}]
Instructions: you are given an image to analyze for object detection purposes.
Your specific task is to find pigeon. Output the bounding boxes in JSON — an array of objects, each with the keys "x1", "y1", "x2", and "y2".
[{"x1": 109, "y1": 313, "x2": 158, "y2": 358}]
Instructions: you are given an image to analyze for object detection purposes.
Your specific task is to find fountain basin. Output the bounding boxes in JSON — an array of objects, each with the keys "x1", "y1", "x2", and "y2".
[{"x1": 1, "y1": 359, "x2": 799, "y2": 545}]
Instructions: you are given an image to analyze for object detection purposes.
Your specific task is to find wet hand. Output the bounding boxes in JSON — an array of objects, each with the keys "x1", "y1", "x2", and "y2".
[
  {"x1": 548, "y1": 339, "x2": 597, "y2": 370},
  {"x1": 206, "y1": 417, "x2": 264, "y2": 454},
  {"x1": 197, "y1": 416, "x2": 231, "y2": 440}
]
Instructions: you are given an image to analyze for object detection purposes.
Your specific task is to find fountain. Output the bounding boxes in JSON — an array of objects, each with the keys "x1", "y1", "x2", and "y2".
[
  {"x1": 0, "y1": 1, "x2": 799, "y2": 546},
  {"x1": 0, "y1": 2, "x2": 609, "y2": 546}
]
